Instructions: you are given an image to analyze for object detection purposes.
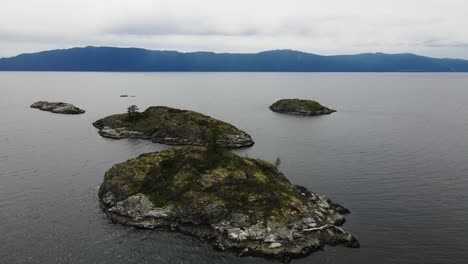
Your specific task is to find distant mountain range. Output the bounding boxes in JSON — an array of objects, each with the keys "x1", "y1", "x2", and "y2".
[{"x1": 1, "y1": 46, "x2": 468, "y2": 72}]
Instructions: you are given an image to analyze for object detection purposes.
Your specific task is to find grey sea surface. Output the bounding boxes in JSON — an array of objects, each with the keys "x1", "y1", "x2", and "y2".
[{"x1": 1, "y1": 72, "x2": 468, "y2": 264}]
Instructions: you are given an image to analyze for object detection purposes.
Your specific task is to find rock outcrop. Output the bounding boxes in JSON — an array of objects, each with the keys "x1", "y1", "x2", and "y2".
[
  {"x1": 93, "y1": 106, "x2": 254, "y2": 148},
  {"x1": 30, "y1": 101, "x2": 85, "y2": 114},
  {"x1": 270, "y1": 99, "x2": 336, "y2": 116},
  {"x1": 99, "y1": 146, "x2": 359, "y2": 262}
]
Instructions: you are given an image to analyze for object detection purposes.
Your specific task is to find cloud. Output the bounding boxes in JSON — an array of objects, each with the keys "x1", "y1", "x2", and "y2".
[
  {"x1": 421, "y1": 40, "x2": 468, "y2": 48},
  {"x1": 0, "y1": 0, "x2": 468, "y2": 58},
  {"x1": 106, "y1": 18, "x2": 261, "y2": 37}
]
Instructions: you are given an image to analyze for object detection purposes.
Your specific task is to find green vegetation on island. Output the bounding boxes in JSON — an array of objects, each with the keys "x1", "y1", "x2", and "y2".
[
  {"x1": 93, "y1": 106, "x2": 254, "y2": 148},
  {"x1": 102, "y1": 146, "x2": 298, "y2": 218}
]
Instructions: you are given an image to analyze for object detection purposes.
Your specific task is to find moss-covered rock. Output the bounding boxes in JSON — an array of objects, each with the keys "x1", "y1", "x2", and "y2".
[
  {"x1": 99, "y1": 146, "x2": 358, "y2": 262},
  {"x1": 270, "y1": 99, "x2": 336, "y2": 116},
  {"x1": 93, "y1": 106, "x2": 254, "y2": 148}
]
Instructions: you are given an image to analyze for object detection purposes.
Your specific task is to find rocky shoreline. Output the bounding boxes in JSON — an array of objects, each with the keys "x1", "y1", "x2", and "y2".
[
  {"x1": 98, "y1": 146, "x2": 359, "y2": 262},
  {"x1": 100, "y1": 190, "x2": 359, "y2": 262},
  {"x1": 272, "y1": 108, "x2": 336, "y2": 116},
  {"x1": 92, "y1": 123, "x2": 254, "y2": 148},
  {"x1": 30, "y1": 101, "x2": 85, "y2": 114}
]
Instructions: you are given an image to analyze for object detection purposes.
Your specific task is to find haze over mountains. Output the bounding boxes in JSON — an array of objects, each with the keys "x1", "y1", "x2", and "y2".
[{"x1": 1, "y1": 46, "x2": 468, "y2": 72}]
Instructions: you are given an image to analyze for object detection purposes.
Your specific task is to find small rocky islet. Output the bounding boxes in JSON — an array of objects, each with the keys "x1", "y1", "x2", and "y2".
[
  {"x1": 99, "y1": 146, "x2": 359, "y2": 262},
  {"x1": 93, "y1": 106, "x2": 254, "y2": 148},
  {"x1": 30, "y1": 101, "x2": 85, "y2": 114},
  {"x1": 270, "y1": 99, "x2": 336, "y2": 116}
]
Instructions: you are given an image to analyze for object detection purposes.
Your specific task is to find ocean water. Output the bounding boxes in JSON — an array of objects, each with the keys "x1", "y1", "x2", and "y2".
[{"x1": 1, "y1": 72, "x2": 468, "y2": 264}]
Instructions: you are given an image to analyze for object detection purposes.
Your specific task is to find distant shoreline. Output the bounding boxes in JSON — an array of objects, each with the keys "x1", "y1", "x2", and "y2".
[{"x1": 1, "y1": 46, "x2": 468, "y2": 72}]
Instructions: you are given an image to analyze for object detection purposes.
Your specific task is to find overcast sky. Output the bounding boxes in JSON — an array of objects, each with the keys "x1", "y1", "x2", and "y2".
[{"x1": 1, "y1": 0, "x2": 468, "y2": 58}]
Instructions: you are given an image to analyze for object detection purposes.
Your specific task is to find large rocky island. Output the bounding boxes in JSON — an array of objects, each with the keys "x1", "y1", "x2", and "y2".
[
  {"x1": 99, "y1": 146, "x2": 359, "y2": 262},
  {"x1": 93, "y1": 106, "x2": 254, "y2": 148},
  {"x1": 270, "y1": 99, "x2": 336, "y2": 116},
  {"x1": 30, "y1": 101, "x2": 85, "y2": 114}
]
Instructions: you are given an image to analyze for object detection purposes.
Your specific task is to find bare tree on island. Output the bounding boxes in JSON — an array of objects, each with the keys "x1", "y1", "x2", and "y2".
[{"x1": 274, "y1": 157, "x2": 281, "y2": 168}]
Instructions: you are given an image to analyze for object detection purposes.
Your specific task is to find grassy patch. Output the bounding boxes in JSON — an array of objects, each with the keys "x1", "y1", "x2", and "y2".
[{"x1": 103, "y1": 146, "x2": 308, "y2": 221}]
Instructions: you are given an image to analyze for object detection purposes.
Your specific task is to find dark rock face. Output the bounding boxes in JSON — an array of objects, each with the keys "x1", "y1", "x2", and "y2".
[
  {"x1": 270, "y1": 99, "x2": 336, "y2": 116},
  {"x1": 99, "y1": 147, "x2": 359, "y2": 262},
  {"x1": 93, "y1": 106, "x2": 254, "y2": 148},
  {"x1": 30, "y1": 101, "x2": 85, "y2": 114}
]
